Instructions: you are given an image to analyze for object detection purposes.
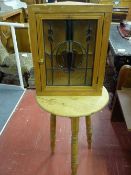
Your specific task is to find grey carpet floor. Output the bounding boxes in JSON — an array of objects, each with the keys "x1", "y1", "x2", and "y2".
[{"x1": 0, "y1": 84, "x2": 25, "y2": 134}]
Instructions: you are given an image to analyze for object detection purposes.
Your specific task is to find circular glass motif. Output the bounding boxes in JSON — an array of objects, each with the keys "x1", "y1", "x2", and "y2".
[{"x1": 55, "y1": 41, "x2": 84, "y2": 71}]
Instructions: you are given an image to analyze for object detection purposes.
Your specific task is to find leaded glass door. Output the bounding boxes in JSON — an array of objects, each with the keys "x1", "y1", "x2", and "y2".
[
  {"x1": 43, "y1": 19, "x2": 97, "y2": 86},
  {"x1": 28, "y1": 3, "x2": 112, "y2": 95}
]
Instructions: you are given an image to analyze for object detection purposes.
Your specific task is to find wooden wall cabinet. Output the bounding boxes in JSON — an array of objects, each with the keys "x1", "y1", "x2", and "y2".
[{"x1": 28, "y1": 2, "x2": 112, "y2": 96}]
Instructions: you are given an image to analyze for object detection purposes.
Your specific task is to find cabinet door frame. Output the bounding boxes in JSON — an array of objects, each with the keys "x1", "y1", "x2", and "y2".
[{"x1": 28, "y1": 4, "x2": 112, "y2": 96}]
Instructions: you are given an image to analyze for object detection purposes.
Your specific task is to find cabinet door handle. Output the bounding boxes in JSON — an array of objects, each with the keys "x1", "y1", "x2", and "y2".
[{"x1": 39, "y1": 58, "x2": 44, "y2": 64}]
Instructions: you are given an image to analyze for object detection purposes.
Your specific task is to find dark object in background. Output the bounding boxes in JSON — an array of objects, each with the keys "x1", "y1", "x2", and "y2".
[
  {"x1": 48, "y1": 0, "x2": 55, "y2": 3},
  {"x1": 118, "y1": 21, "x2": 131, "y2": 39},
  {"x1": 112, "y1": 7, "x2": 128, "y2": 22}
]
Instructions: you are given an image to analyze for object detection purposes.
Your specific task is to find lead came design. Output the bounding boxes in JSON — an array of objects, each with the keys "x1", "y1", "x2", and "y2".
[
  {"x1": 28, "y1": 3, "x2": 112, "y2": 96},
  {"x1": 43, "y1": 19, "x2": 97, "y2": 86}
]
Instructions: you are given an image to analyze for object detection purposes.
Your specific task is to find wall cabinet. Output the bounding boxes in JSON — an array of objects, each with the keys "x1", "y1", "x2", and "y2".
[{"x1": 28, "y1": 3, "x2": 112, "y2": 96}]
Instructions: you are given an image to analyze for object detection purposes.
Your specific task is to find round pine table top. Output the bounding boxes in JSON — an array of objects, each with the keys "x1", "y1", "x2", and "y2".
[{"x1": 36, "y1": 87, "x2": 109, "y2": 117}]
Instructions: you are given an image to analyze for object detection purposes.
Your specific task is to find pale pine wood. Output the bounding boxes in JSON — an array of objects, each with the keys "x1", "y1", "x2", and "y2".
[
  {"x1": 29, "y1": 2, "x2": 113, "y2": 13},
  {"x1": 35, "y1": 15, "x2": 46, "y2": 92},
  {"x1": 28, "y1": 3, "x2": 112, "y2": 96},
  {"x1": 37, "y1": 86, "x2": 109, "y2": 175},
  {"x1": 97, "y1": 12, "x2": 112, "y2": 91},
  {"x1": 85, "y1": 116, "x2": 92, "y2": 149},
  {"x1": 28, "y1": 7, "x2": 42, "y2": 93},
  {"x1": 36, "y1": 12, "x2": 106, "y2": 94},
  {"x1": 29, "y1": 5, "x2": 111, "y2": 174},
  {"x1": 71, "y1": 117, "x2": 79, "y2": 175},
  {"x1": 50, "y1": 114, "x2": 56, "y2": 153},
  {"x1": 91, "y1": 15, "x2": 104, "y2": 87},
  {"x1": 36, "y1": 86, "x2": 101, "y2": 96},
  {"x1": 36, "y1": 86, "x2": 109, "y2": 117}
]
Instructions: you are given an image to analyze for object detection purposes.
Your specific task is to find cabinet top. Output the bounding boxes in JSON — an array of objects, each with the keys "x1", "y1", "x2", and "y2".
[{"x1": 28, "y1": 2, "x2": 113, "y2": 14}]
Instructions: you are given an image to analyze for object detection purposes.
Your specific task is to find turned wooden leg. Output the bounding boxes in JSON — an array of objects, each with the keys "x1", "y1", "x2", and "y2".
[
  {"x1": 71, "y1": 117, "x2": 79, "y2": 175},
  {"x1": 85, "y1": 116, "x2": 92, "y2": 149},
  {"x1": 50, "y1": 114, "x2": 56, "y2": 154}
]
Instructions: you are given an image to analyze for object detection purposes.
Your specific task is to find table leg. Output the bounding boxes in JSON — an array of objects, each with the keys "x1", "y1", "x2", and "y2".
[
  {"x1": 50, "y1": 114, "x2": 56, "y2": 154},
  {"x1": 85, "y1": 116, "x2": 92, "y2": 149},
  {"x1": 71, "y1": 117, "x2": 79, "y2": 175}
]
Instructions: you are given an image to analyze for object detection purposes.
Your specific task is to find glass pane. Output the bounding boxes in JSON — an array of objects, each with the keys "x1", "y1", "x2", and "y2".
[
  {"x1": 46, "y1": 69, "x2": 69, "y2": 85},
  {"x1": 43, "y1": 19, "x2": 97, "y2": 86}
]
